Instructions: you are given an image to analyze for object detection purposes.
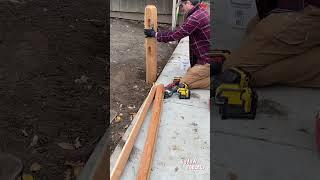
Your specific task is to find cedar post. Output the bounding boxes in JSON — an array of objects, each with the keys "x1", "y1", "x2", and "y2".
[{"x1": 144, "y1": 5, "x2": 158, "y2": 84}]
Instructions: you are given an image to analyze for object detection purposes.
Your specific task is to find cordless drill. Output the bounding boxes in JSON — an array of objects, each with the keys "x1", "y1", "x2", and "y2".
[{"x1": 164, "y1": 77, "x2": 190, "y2": 99}]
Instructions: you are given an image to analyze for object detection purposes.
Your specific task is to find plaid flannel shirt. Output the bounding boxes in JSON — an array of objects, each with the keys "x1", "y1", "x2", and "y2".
[{"x1": 156, "y1": 5, "x2": 211, "y2": 65}]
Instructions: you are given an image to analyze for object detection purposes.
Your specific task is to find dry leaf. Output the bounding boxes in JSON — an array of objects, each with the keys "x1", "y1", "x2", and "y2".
[
  {"x1": 22, "y1": 174, "x2": 34, "y2": 180},
  {"x1": 74, "y1": 75, "x2": 89, "y2": 84},
  {"x1": 130, "y1": 112, "x2": 137, "y2": 121},
  {"x1": 74, "y1": 137, "x2": 81, "y2": 149},
  {"x1": 64, "y1": 169, "x2": 72, "y2": 180},
  {"x1": 57, "y1": 142, "x2": 75, "y2": 150},
  {"x1": 118, "y1": 132, "x2": 124, "y2": 138},
  {"x1": 30, "y1": 162, "x2": 41, "y2": 172},
  {"x1": 29, "y1": 135, "x2": 38, "y2": 147},
  {"x1": 114, "y1": 116, "x2": 123, "y2": 123},
  {"x1": 73, "y1": 166, "x2": 83, "y2": 177},
  {"x1": 80, "y1": 75, "x2": 89, "y2": 83},
  {"x1": 128, "y1": 105, "x2": 135, "y2": 110},
  {"x1": 21, "y1": 129, "x2": 29, "y2": 137}
]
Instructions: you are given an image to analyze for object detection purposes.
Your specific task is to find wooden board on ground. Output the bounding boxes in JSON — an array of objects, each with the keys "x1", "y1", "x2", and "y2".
[
  {"x1": 136, "y1": 84, "x2": 164, "y2": 180},
  {"x1": 111, "y1": 85, "x2": 157, "y2": 180}
]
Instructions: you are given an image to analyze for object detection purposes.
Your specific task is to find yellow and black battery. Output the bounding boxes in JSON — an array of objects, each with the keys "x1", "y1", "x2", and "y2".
[
  {"x1": 213, "y1": 67, "x2": 258, "y2": 119},
  {"x1": 164, "y1": 80, "x2": 191, "y2": 99},
  {"x1": 177, "y1": 83, "x2": 190, "y2": 99}
]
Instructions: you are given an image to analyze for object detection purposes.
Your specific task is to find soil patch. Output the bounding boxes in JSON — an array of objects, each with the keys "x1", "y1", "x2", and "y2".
[
  {"x1": 110, "y1": 18, "x2": 176, "y2": 152},
  {"x1": 0, "y1": 0, "x2": 107, "y2": 179}
]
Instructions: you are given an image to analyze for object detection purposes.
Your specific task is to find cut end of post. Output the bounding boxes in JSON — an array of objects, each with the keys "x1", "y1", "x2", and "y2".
[{"x1": 144, "y1": 5, "x2": 158, "y2": 31}]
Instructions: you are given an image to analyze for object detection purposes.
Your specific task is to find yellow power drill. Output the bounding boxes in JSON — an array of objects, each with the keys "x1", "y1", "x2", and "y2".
[{"x1": 164, "y1": 77, "x2": 190, "y2": 99}]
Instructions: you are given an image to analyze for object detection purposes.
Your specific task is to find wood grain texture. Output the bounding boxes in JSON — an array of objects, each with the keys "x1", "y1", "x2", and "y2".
[
  {"x1": 136, "y1": 84, "x2": 165, "y2": 180},
  {"x1": 144, "y1": 5, "x2": 158, "y2": 84},
  {"x1": 110, "y1": 85, "x2": 158, "y2": 180}
]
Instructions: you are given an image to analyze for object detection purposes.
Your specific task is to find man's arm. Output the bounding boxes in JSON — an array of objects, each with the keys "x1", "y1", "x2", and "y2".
[{"x1": 156, "y1": 16, "x2": 200, "y2": 43}]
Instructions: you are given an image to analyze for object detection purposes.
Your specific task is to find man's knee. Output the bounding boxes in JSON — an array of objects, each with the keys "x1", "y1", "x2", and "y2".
[
  {"x1": 189, "y1": 77, "x2": 210, "y2": 89},
  {"x1": 180, "y1": 64, "x2": 210, "y2": 89}
]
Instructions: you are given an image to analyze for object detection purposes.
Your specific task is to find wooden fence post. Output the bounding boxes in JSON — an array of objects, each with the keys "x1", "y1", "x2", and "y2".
[{"x1": 144, "y1": 5, "x2": 158, "y2": 84}]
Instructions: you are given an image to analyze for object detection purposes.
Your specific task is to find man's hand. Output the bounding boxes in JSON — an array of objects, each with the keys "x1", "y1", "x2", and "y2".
[{"x1": 144, "y1": 28, "x2": 156, "y2": 38}]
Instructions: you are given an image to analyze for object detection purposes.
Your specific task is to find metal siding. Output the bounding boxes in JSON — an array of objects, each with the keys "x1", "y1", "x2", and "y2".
[
  {"x1": 111, "y1": 0, "x2": 172, "y2": 14},
  {"x1": 110, "y1": 0, "x2": 120, "y2": 11},
  {"x1": 156, "y1": 0, "x2": 172, "y2": 14},
  {"x1": 119, "y1": 0, "x2": 140, "y2": 12},
  {"x1": 212, "y1": 0, "x2": 257, "y2": 50}
]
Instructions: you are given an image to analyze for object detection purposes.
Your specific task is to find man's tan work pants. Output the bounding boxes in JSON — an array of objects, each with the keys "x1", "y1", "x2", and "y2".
[
  {"x1": 225, "y1": 5, "x2": 320, "y2": 87},
  {"x1": 181, "y1": 5, "x2": 320, "y2": 89},
  {"x1": 180, "y1": 64, "x2": 210, "y2": 89}
]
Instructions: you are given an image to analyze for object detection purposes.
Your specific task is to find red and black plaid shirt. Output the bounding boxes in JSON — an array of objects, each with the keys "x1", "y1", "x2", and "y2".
[{"x1": 156, "y1": 5, "x2": 211, "y2": 65}]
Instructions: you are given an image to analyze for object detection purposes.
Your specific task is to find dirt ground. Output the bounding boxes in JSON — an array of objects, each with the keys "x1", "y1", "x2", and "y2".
[
  {"x1": 0, "y1": 0, "x2": 106, "y2": 179},
  {"x1": 110, "y1": 18, "x2": 176, "y2": 151}
]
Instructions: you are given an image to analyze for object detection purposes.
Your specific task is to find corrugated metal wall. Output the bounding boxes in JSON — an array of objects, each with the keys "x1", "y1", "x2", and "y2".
[
  {"x1": 212, "y1": 0, "x2": 257, "y2": 49},
  {"x1": 111, "y1": 0, "x2": 173, "y2": 15}
]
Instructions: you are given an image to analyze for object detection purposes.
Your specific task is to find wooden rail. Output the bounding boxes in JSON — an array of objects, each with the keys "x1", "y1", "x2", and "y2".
[
  {"x1": 136, "y1": 84, "x2": 164, "y2": 180},
  {"x1": 110, "y1": 85, "x2": 157, "y2": 180}
]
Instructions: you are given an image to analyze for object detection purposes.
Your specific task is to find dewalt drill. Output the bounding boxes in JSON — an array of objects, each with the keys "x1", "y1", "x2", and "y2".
[{"x1": 164, "y1": 77, "x2": 190, "y2": 99}]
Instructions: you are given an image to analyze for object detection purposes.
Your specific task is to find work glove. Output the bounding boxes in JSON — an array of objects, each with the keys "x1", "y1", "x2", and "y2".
[{"x1": 144, "y1": 28, "x2": 156, "y2": 38}]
